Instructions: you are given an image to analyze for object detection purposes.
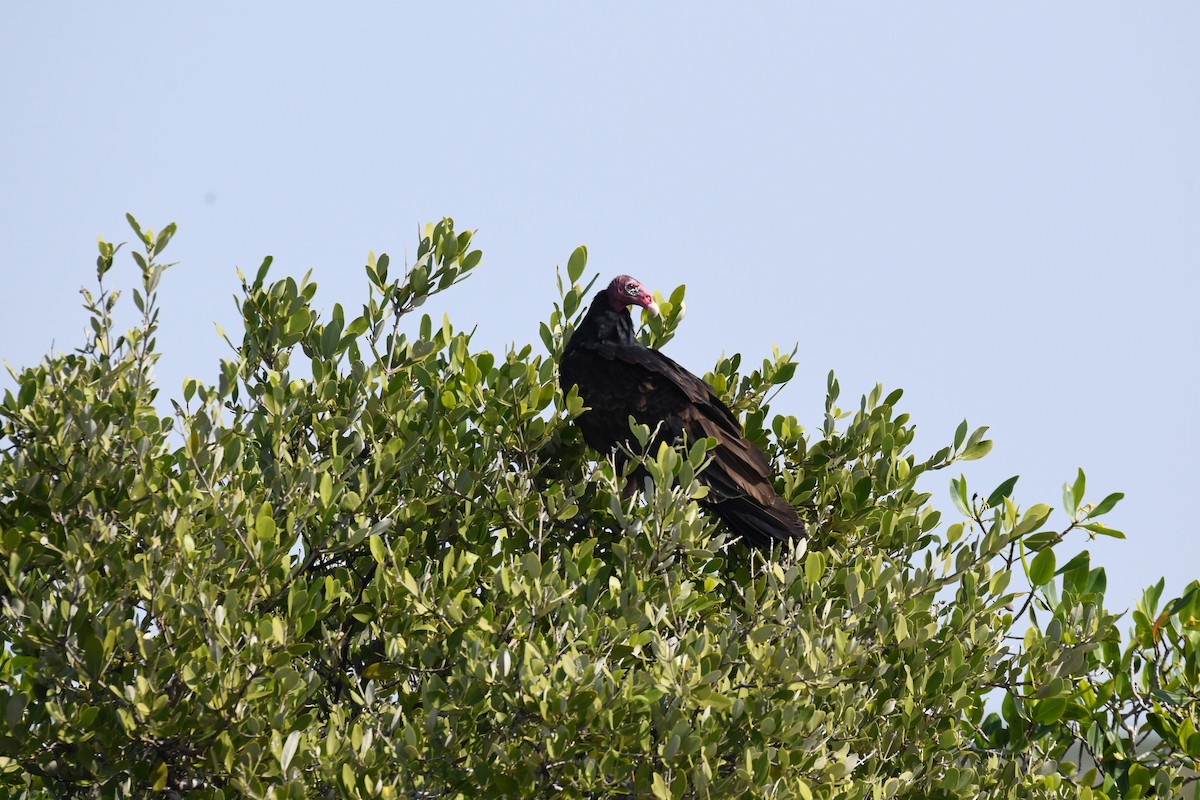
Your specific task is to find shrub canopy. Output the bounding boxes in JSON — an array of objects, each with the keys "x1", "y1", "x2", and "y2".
[{"x1": 0, "y1": 217, "x2": 1197, "y2": 799}]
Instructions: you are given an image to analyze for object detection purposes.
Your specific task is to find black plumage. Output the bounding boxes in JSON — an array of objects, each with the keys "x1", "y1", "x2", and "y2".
[{"x1": 559, "y1": 275, "x2": 804, "y2": 548}]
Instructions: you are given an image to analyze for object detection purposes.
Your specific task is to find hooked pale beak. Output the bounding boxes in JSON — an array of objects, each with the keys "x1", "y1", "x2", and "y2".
[{"x1": 644, "y1": 300, "x2": 661, "y2": 317}]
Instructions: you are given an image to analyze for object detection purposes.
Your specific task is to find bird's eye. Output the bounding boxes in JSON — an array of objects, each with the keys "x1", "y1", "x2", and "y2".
[{"x1": 625, "y1": 282, "x2": 640, "y2": 296}]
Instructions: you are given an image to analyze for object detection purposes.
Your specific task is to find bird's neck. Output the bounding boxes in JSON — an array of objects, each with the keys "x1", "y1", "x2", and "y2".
[{"x1": 573, "y1": 292, "x2": 637, "y2": 347}]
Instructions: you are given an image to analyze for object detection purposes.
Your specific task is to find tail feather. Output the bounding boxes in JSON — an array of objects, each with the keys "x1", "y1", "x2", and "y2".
[{"x1": 709, "y1": 494, "x2": 805, "y2": 548}]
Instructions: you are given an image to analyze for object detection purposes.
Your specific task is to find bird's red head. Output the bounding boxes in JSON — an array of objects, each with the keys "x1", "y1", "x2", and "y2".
[{"x1": 606, "y1": 275, "x2": 660, "y2": 316}]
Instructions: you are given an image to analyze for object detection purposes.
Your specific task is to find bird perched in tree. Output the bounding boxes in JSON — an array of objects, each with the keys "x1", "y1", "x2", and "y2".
[{"x1": 559, "y1": 275, "x2": 804, "y2": 548}]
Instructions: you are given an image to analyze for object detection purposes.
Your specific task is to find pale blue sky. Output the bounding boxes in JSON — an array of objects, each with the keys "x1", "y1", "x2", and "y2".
[{"x1": 2, "y1": 5, "x2": 1196, "y2": 613}]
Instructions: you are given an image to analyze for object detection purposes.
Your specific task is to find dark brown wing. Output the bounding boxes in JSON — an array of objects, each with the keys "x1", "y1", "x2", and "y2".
[{"x1": 560, "y1": 342, "x2": 804, "y2": 547}]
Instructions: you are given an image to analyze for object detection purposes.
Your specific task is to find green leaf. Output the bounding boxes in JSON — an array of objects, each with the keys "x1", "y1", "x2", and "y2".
[
  {"x1": 321, "y1": 317, "x2": 343, "y2": 358},
  {"x1": 985, "y1": 475, "x2": 1019, "y2": 509},
  {"x1": 151, "y1": 761, "x2": 168, "y2": 791},
  {"x1": 804, "y1": 552, "x2": 825, "y2": 586},
  {"x1": 950, "y1": 475, "x2": 970, "y2": 517},
  {"x1": 1086, "y1": 492, "x2": 1124, "y2": 519},
  {"x1": 279, "y1": 730, "x2": 300, "y2": 772},
  {"x1": 83, "y1": 633, "x2": 103, "y2": 676},
  {"x1": 287, "y1": 309, "x2": 311, "y2": 336},
  {"x1": 400, "y1": 569, "x2": 420, "y2": 596},
  {"x1": 153, "y1": 222, "x2": 177, "y2": 256},
  {"x1": 255, "y1": 503, "x2": 277, "y2": 542},
  {"x1": 954, "y1": 419, "x2": 968, "y2": 449},
  {"x1": 1029, "y1": 548, "x2": 1056, "y2": 586},
  {"x1": 965, "y1": 424, "x2": 990, "y2": 448},
  {"x1": 669, "y1": 283, "x2": 686, "y2": 308},
  {"x1": 567, "y1": 245, "x2": 587, "y2": 284},
  {"x1": 1014, "y1": 503, "x2": 1053, "y2": 536},
  {"x1": 1080, "y1": 522, "x2": 1125, "y2": 539},
  {"x1": 1065, "y1": 468, "x2": 1086, "y2": 516},
  {"x1": 254, "y1": 255, "x2": 273, "y2": 288},
  {"x1": 17, "y1": 379, "x2": 36, "y2": 408},
  {"x1": 692, "y1": 687, "x2": 733, "y2": 710},
  {"x1": 1055, "y1": 550, "x2": 1091, "y2": 578},
  {"x1": 126, "y1": 212, "x2": 149, "y2": 245},
  {"x1": 1033, "y1": 697, "x2": 1067, "y2": 724},
  {"x1": 368, "y1": 535, "x2": 387, "y2": 565},
  {"x1": 5, "y1": 695, "x2": 25, "y2": 726},
  {"x1": 961, "y1": 438, "x2": 993, "y2": 461}
]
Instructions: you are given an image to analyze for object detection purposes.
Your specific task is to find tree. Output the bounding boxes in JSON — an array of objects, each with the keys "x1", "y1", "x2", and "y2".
[{"x1": 0, "y1": 216, "x2": 1196, "y2": 799}]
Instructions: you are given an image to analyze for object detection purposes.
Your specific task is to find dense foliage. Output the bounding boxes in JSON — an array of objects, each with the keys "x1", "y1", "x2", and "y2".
[{"x1": 0, "y1": 217, "x2": 1197, "y2": 799}]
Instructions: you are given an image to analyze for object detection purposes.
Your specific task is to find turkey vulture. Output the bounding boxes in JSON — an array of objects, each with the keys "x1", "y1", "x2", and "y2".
[{"x1": 559, "y1": 275, "x2": 804, "y2": 548}]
